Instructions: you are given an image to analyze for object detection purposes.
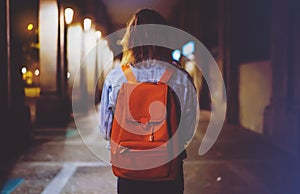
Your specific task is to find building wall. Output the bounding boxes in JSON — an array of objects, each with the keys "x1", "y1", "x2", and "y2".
[
  {"x1": 239, "y1": 60, "x2": 272, "y2": 134},
  {"x1": 263, "y1": 0, "x2": 300, "y2": 156},
  {"x1": 0, "y1": 0, "x2": 31, "y2": 159}
]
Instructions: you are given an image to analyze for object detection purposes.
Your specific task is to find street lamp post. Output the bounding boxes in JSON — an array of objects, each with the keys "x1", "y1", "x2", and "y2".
[
  {"x1": 95, "y1": 30, "x2": 101, "y2": 104},
  {"x1": 57, "y1": 2, "x2": 74, "y2": 98},
  {"x1": 55, "y1": 1, "x2": 73, "y2": 123},
  {"x1": 95, "y1": 31, "x2": 101, "y2": 81},
  {"x1": 64, "y1": 8, "x2": 73, "y2": 97},
  {"x1": 79, "y1": 18, "x2": 92, "y2": 113}
]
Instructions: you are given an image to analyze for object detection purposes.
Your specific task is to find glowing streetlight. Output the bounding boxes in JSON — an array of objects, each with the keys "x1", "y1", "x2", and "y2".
[
  {"x1": 34, "y1": 69, "x2": 40, "y2": 76},
  {"x1": 64, "y1": 8, "x2": 74, "y2": 25},
  {"x1": 95, "y1": 30, "x2": 102, "y2": 41},
  {"x1": 27, "y1": 23, "x2": 34, "y2": 31},
  {"x1": 61, "y1": 7, "x2": 74, "y2": 99},
  {"x1": 83, "y1": 18, "x2": 92, "y2": 31},
  {"x1": 21, "y1": 67, "x2": 27, "y2": 74}
]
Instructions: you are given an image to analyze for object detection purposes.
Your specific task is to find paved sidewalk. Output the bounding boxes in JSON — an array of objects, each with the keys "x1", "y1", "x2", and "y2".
[{"x1": 0, "y1": 111, "x2": 299, "y2": 194}]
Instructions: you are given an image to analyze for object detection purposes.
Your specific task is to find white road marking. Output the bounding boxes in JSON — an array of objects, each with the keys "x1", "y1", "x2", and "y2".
[
  {"x1": 33, "y1": 161, "x2": 110, "y2": 194},
  {"x1": 41, "y1": 163, "x2": 77, "y2": 194}
]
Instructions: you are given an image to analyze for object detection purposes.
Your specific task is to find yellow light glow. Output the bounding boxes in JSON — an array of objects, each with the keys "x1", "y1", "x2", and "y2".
[
  {"x1": 64, "y1": 8, "x2": 74, "y2": 25},
  {"x1": 27, "y1": 24, "x2": 34, "y2": 31},
  {"x1": 24, "y1": 87, "x2": 41, "y2": 98},
  {"x1": 184, "y1": 61, "x2": 195, "y2": 73},
  {"x1": 25, "y1": 71, "x2": 33, "y2": 85}
]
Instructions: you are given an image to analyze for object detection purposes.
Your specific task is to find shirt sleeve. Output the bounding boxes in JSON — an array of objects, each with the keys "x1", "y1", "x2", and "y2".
[
  {"x1": 184, "y1": 81, "x2": 198, "y2": 144},
  {"x1": 179, "y1": 71, "x2": 198, "y2": 147},
  {"x1": 98, "y1": 79, "x2": 113, "y2": 141}
]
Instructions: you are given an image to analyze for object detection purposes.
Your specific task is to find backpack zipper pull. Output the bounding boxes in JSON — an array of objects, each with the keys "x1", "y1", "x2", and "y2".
[
  {"x1": 119, "y1": 146, "x2": 129, "y2": 154},
  {"x1": 149, "y1": 124, "x2": 154, "y2": 142}
]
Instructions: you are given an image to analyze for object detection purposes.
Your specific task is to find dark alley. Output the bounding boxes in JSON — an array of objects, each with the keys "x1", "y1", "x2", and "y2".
[{"x1": 0, "y1": 0, "x2": 300, "y2": 193}]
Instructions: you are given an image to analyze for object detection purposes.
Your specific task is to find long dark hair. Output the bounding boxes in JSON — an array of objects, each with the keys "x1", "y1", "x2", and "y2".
[{"x1": 121, "y1": 9, "x2": 172, "y2": 65}]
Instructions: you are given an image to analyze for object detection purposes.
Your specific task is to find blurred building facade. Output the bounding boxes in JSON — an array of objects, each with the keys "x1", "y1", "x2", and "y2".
[{"x1": 168, "y1": 0, "x2": 299, "y2": 156}]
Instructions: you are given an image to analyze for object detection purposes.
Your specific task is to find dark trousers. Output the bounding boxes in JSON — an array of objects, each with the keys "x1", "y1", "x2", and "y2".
[{"x1": 117, "y1": 161, "x2": 184, "y2": 194}]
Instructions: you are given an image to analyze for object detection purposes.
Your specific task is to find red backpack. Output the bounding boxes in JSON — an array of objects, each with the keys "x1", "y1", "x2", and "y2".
[{"x1": 110, "y1": 64, "x2": 181, "y2": 181}]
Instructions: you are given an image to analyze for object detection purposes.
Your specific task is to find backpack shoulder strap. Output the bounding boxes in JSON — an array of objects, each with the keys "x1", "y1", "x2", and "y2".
[
  {"x1": 121, "y1": 64, "x2": 137, "y2": 84},
  {"x1": 159, "y1": 67, "x2": 175, "y2": 83}
]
